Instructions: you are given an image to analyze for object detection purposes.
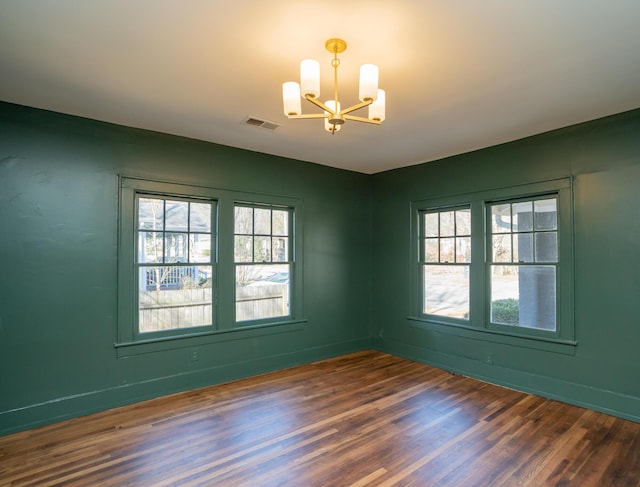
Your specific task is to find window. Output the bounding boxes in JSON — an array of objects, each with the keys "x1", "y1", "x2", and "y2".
[
  {"x1": 411, "y1": 178, "x2": 574, "y2": 348},
  {"x1": 117, "y1": 179, "x2": 219, "y2": 344},
  {"x1": 488, "y1": 197, "x2": 557, "y2": 330},
  {"x1": 234, "y1": 204, "x2": 293, "y2": 322},
  {"x1": 117, "y1": 177, "x2": 304, "y2": 354},
  {"x1": 137, "y1": 196, "x2": 214, "y2": 333},
  {"x1": 420, "y1": 207, "x2": 471, "y2": 320}
]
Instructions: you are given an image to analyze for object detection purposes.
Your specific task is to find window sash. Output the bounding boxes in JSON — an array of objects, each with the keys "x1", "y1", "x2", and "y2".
[
  {"x1": 234, "y1": 204, "x2": 294, "y2": 324},
  {"x1": 488, "y1": 263, "x2": 557, "y2": 331},
  {"x1": 420, "y1": 206, "x2": 471, "y2": 264},
  {"x1": 419, "y1": 206, "x2": 471, "y2": 321},
  {"x1": 422, "y1": 264, "x2": 470, "y2": 320},
  {"x1": 134, "y1": 194, "x2": 216, "y2": 336},
  {"x1": 486, "y1": 195, "x2": 559, "y2": 332}
]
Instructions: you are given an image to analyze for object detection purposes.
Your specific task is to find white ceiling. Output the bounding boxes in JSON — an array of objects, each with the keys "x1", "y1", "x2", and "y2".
[{"x1": 1, "y1": 1, "x2": 640, "y2": 174}]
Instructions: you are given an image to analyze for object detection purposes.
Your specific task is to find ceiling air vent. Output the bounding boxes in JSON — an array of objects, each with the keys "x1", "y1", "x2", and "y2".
[{"x1": 242, "y1": 116, "x2": 280, "y2": 131}]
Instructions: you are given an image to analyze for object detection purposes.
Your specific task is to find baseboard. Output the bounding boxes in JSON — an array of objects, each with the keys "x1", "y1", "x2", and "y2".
[
  {"x1": 11, "y1": 334, "x2": 634, "y2": 437},
  {"x1": 375, "y1": 338, "x2": 640, "y2": 424},
  {"x1": 0, "y1": 337, "x2": 371, "y2": 436}
]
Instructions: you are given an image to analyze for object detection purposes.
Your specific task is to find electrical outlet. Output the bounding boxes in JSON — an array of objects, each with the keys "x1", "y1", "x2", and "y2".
[
  {"x1": 486, "y1": 353, "x2": 494, "y2": 365},
  {"x1": 190, "y1": 349, "x2": 200, "y2": 362}
]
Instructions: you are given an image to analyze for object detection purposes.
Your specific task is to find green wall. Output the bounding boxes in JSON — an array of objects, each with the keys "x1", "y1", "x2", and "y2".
[
  {"x1": 0, "y1": 102, "x2": 372, "y2": 435},
  {"x1": 2, "y1": 101, "x2": 639, "y2": 435},
  {"x1": 371, "y1": 108, "x2": 640, "y2": 422}
]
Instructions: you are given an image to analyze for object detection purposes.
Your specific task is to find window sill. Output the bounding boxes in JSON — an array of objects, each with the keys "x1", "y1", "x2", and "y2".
[
  {"x1": 115, "y1": 319, "x2": 307, "y2": 357},
  {"x1": 406, "y1": 316, "x2": 577, "y2": 355}
]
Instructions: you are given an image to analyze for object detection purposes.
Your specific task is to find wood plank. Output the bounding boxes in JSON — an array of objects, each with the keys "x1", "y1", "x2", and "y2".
[{"x1": 0, "y1": 351, "x2": 638, "y2": 486}]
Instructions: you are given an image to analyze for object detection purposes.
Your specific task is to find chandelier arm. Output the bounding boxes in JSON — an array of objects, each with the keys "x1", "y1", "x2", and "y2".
[
  {"x1": 343, "y1": 114, "x2": 381, "y2": 125},
  {"x1": 287, "y1": 113, "x2": 330, "y2": 120},
  {"x1": 304, "y1": 95, "x2": 335, "y2": 115},
  {"x1": 339, "y1": 99, "x2": 373, "y2": 116}
]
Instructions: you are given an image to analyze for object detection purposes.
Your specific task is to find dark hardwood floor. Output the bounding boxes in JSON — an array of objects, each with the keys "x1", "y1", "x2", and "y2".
[{"x1": 1, "y1": 350, "x2": 639, "y2": 486}]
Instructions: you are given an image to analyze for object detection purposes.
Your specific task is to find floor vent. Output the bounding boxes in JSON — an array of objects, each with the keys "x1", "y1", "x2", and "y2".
[{"x1": 242, "y1": 116, "x2": 280, "y2": 131}]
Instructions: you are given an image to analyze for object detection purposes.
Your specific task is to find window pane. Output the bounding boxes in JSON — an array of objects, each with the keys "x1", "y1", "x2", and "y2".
[
  {"x1": 456, "y1": 237, "x2": 471, "y2": 263},
  {"x1": 164, "y1": 200, "x2": 189, "y2": 232},
  {"x1": 455, "y1": 209, "x2": 471, "y2": 235},
  {"x1": 254, "y1": 208, "x2": 271, "y2": 235},
  {"x1": 535, "y1": 232, "x2": 558, "y2": 262},
  {"x1": 521, "y1": 265, "x2": 557, "y2": 330},
  {"x1": 254, "y1": 236, "x2": 271, "y2": 262},
  {"x1": 190, "y1": 202, "x2": 211, "y2": 232},
  {"x1": 440, "y1": 238, "x2": 455, "y2": 263},
  {"x1": 512, "y1": 201, "x2": 533, "y2": 232},
  {"x1": 424, "y1": 213, "x2": 439, "y2": 237},
  {"x1": 164, "y1": 233, "x2": 189, "y2": 263},
  {"x1": 236, "y1": 264, "x2": 290, "y2": 321},
  {"x1": 138, "y1": 265, "x2": 212, "y2": 333},
  {"x1": 423, "y1": 265, "x2": 469, "y2": 319},
  {"x1": 234, "y1": 206, "x2": 253, "y2": 234},
  {"x1": 490, "y1": 265, "x2": 519, "y2": 325},
  {"x1": 189, "y1": 234, "x2": 211, "y2": 263},
  {"x1": 234, "y1": 236, "x2": 252, "y2": 263},
  {"x1": 138, "y1": 232, "x2": 163, "y2": 263},
  {"x1": 513, "y1": 233, "x2": 533, "y2": 263},
  {"x1": 491, "y1": 265, "x2": 556, "y2": 330},
  {"x1": 272, "y1": 210, "x2": 289, "y2": 236},
  {"x1": 534, "y1": 199, "x2": 557, "y2": 230},
  {"x1": 440, "y1": 211, "x2": 455, "y2": 237},
  {"x1": 272, "y1": 236, "x2": 289, "y2": 262},
  {"x1": 492, "y1": 234, "x2": 512, "y2": 262},
  {"x1": 138, "y1": 198, "x2": 164, "y2": 230},
  {"x1": 491, "y1": 204, "x2": 511, "y2": 233},
  {"x1": 425, "y1": 239, "x2": 439, "y2": 263}
]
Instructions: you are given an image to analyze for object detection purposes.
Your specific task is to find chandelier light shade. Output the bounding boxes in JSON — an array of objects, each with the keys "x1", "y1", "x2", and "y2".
[
  {"x1": 282, "y1": 38, "x2": 386, "y2": 134},
  {"x1": 358, "y1": 64, "x2": 379, "y2": 102},
  {"x1": 324, "y1": 100, "x2": 341, "y2": 133},
  {"x1": 300, "y1": 59, "x2": 320, "y2": 98},
  {"x1": 282, "y1": 82, "x2": 302, "y2": 116},
  {"x1": 369, "y1": 89, "x2": 386, "y2": 122}
]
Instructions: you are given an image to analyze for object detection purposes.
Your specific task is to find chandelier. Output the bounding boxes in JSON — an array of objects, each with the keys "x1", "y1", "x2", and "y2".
[{"x1": 282, "y1": 38, "x2": 386, "y2": 134}]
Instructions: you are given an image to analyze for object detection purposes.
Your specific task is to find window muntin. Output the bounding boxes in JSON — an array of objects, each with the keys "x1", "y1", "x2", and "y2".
[
  {"x1": 488, "y1": 197, "x2": 558, "y2": 331},
  {"x1": 234, "y1": 204, "x2": 293, "y2": 323},
  {"x1": 136, "y1": 196, "x2": 215, "y2": 333},
  {"x1": 420, "y1": 207, "x2": 471, "y2": 320}
]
